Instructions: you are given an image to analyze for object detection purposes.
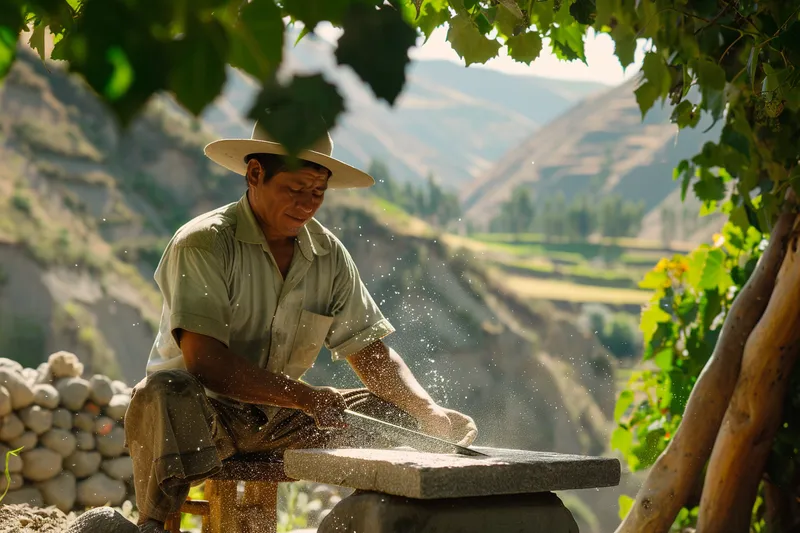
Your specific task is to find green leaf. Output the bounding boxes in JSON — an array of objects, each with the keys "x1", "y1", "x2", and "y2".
[
  {"x1": 720, "y1": 126, "x2": 750, "y2": 158},
  {"x1": 694, "y1": 59, "x2": 726, "y2": 91},
  {"x1": 654, "y1": 349, "x2": 673, "y2": 372},
  {"x1": 416, "y1": 0, "x2": 450, "y2": 41},
  {"x1": 611, "y1": 426, "x2": 633, "y2": 455},
  {"x1": 641, "y1": 304, "x2": 671, "y2": 345},
  {"x1": 671, "y1": 100, "x2": 701, "y2": 128},
  {"x1": 614, "y1": 390, "x2": 634, "y2": 421},
  {"x1": 0, "y1": 3, "x2": 24, "y2": 79},
  {"x1": 618, "y1": 495, "x2": 635, "y2": 521},
  {"x1": 248, "y1": 74, "x2": 345, "y2": 157},
  {"x1": 336, "y1": 4, "x2": 416, "y2": 105},
  {"x1": 531, "y1": 0, "x2": 554, "y2": 32},
  {"x1": 569, "y1": 0, "x2": 595, "y2": 25},
  {"x1": 686, "y1": 247, "x2": 708, "y2": 288},
  {"x1": 634, "y1": 80, "x2": 659, "y2": 118},
  {"x1": 611, "y1": 24, "x2": 636, "y2": 69},
  {"x1": 29, "y1": 22, "x2": 46, "y2": 61},
  {"x1": 284, "y1": 0, "x2": 350, "y2": 29},
  {"x1": 229, "y1": 0, "x2": 284, "y2": 81},
  {"x1": 693, "y1": 171, "x2": 726, "y2": 202},
  {"x1": 506, "y1": 31, "x2": 542, "y2": 64},
  {"x1": 550, "y1": 23, "x2": 586, "y2": 63},
  {"x1": 496, "y1": 0, "x2": 524, "y2": 19},
  {"x1": 168, "y1": 17, "x2": 228, "y2": 116},
  {"x1": 447, "y1": 13, "x2": 501, "y2": 66},
  {"x1": 104, "y1": 46, "x2": 134, "y2": 101},
  {"x1": 642, "y1": 52, "x2": 671, "y2": 95},
  {"x1": 494, "y1": 5, "x2": 523, "y2": 39}
]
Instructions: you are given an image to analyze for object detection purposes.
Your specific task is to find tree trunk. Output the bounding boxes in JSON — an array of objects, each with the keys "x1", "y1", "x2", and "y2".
[
  {"x1": 614, "y1": 204, "x2": 798, "y2": 533},
  {"x1": 696, "y1": 220, "x2": 800, "y2": 533}
]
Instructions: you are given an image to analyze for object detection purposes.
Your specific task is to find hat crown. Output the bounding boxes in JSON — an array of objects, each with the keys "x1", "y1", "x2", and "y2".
[{"x1": 251, "y1": 121, "x2": 334, "y2": 157}]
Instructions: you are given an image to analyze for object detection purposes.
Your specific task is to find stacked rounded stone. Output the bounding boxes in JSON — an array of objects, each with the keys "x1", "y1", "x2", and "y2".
[{"x1": 0, "y1": 354, "x2": 133, "y2": 512}]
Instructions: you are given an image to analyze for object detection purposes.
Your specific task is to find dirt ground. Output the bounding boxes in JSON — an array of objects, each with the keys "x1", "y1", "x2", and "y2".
[{"x1": 0, "y1": 504, "x2": 75, "y2": 533}]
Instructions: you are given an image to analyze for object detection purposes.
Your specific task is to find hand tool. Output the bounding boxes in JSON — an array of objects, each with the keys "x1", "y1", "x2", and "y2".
[{"x1": 343, "y1": 409, "x2": 488, "y2": 457}]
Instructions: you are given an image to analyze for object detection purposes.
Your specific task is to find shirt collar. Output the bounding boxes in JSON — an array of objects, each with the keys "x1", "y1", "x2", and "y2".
[{"x1": 234, "y1": 194, "x2": 329, "y2": 260}]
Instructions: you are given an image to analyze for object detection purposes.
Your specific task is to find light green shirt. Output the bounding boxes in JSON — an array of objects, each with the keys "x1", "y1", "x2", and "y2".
[{"x1": 145, "y1": 193, "x2": 395, "y2": 397}]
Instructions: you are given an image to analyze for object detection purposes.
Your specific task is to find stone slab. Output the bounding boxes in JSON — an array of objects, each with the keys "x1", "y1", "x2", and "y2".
[
  {"x1": 283, "y1": 447, "x2": 620, "y2": 500},
  {"x1": 318, "y1": 491, "x2": 579, "y2": 533}
]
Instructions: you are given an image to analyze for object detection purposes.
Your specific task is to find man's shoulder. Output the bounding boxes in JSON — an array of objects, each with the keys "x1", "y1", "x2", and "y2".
[
  {"x1": 306, "y1": 218, "x2": 348, "y2": 256},
  {"x1": 171, "y1": 201, "x2": 238, "y2": 250}
]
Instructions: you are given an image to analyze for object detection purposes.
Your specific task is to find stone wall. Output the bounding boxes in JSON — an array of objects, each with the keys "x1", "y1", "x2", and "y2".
[{"x1": 0, "y1": 351, "x2": 132, "y2": 512}]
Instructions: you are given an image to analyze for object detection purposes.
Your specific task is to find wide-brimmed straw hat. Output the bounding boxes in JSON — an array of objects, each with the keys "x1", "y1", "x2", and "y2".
[{"x1": 204, "y1": 120, "x2": 374, "y2": 189}]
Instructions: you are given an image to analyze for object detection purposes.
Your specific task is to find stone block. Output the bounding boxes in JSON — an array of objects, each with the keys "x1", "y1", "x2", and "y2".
[
  {"x1": 318, "y1": 491, "x2": 579, "y2": 533},
  {"x1": 284, "y1": 447, "x2": 620, "y2": 500}
]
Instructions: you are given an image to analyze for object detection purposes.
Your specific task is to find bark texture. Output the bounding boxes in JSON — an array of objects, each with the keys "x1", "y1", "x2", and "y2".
[
  {"x1": 697, "y1": 218, "x2": 800, "y2": 533},
  {"x1": 614, "y1": 205, "x2": 798, "y2": 533}
]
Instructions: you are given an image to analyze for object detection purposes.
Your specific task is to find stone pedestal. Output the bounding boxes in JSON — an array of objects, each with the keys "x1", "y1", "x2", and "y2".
[
  {"x1": 285, "y1": 447, "x2": 620, "y2": 533},
  {"x1": 317, "y1": 490, "x2": 579, "y2": 533}
]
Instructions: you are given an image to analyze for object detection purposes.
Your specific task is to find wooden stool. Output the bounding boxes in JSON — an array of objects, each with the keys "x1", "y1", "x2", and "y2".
[{"x1": 164, "y1": 452, "x2": 295, "y2": 533}]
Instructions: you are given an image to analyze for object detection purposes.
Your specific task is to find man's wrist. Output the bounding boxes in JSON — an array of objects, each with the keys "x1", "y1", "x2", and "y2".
[{"x1": 285, "y1": 380, "x2": 317, "y2": 412}]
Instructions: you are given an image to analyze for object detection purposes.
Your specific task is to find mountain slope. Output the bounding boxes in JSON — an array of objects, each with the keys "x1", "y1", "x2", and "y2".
[
  {"x1": 462, "y1": 79, "x2": 724, "y2": 241},
  {"x1": 201, "y1": 33, "x2": 604, "y2": 189}
]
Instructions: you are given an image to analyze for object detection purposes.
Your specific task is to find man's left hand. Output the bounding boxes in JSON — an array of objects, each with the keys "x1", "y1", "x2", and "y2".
[{"x1": 418, "y1": 405, "x2": 478, "y2": 447}]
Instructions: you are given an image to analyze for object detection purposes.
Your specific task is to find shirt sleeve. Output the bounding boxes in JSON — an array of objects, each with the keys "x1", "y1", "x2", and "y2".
[
  {"x1": 326, "y1": 243, "x2": 395, "y2": 360},
  {"x1": 155, "y1": 243, "x2": 232, "y2": 347}
]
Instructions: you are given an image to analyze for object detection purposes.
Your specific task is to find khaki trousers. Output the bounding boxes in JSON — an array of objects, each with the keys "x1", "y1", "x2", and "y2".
[{"x1": 123, "y1": 369, "x2": 418, "y2": 523}]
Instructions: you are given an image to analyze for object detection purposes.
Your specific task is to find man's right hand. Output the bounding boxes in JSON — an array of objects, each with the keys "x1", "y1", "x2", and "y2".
[{"x1": 300, "y1": 386, "x2": 348, "y2": 429}]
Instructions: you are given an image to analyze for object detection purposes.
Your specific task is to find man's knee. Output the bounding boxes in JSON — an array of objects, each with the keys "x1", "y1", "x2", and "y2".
[{"x1": 133, "y1": 369, "x2": 205, "y2": 403}]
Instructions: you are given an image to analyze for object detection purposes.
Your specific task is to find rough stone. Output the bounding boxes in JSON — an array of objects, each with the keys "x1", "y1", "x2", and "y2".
[
  {"x1": 0, "y1": 369, "x2": 34, "y2": 409},
  {"x1": 0, "y1": 473, "x2": 23, "y2": 492},
  {"x1": 111, "y1": 380, "x2": 129, "y2": 395},
  {"x1": 41, "y1": 428, "x2": 77, "y2": 457},
  {"x1": 65, "y1": 450, "x2": 102, "y2": 478},
  {"x1": 21, "y1": 367, "x2": 39, "y2": 385},
  {"x1": 9, "y1": 430, "x2": 37, "y2": 450},
  {"x1": 93, "y1": 416, "x2": 114, "y2": 436},
  {"x1": 88, "y1": 375, "x2": 114, "y2": 406},
  {"x1": 21, "y1": 447, "x2": 62, "y2": 481},
  {"x1": 1, "y1": 487, "x2": 43, "y2": 506},
  {"x1": 317, "y1": 491, "x2": 579, "y2": 533},
  {"x1": 34, "y1": 361, "x2": 52, "y2": 384},
  {"x1": 75, "y1": 430, "x2": 95, "y2": 451},
  {"x1": 52, "y1": 408, "x2": 72, "y2": 430},
  {"x1": 101, "y1": 456, "x2": 133, "y2": 481},
  {"x1": 284, "y1": 448, "x2": 621, "y2": 499},
  {"x1": 0, "y1": 445, "x2": 23, "y2": 472},
  {"x1": 73, "y1": 411, "x2": 95, "y2": 432},
  {"x1": 96, "y1": 425, "x2": 125, "y2": 457},
  {"x1": 48, "y1": 351, "x2": 84, "y2": 378},
  {"x1": 19, "y1": 405, "x2": 53, "y2": 434},
  {"x1": 76, "y1": 472, "x2": 127, "y2": 506},
  {"x1": 105, "y1": 394, "x2": 129, "y2": 421},
  {"x1": 0, "y1": 358, "x2": 24, "y2": 374},
  {"x1": 33, "y1": 384, "x2": 60, "y2": 409},
  {"x1": 65, "y1": 506, "x2": 138, "y2": 533},
  {"x1": 37, "y1": 471, "x2": 77, "y2": 512},
  {"x1": 0, "y1": 413, "x2": 25, "y2": 441},
  {"x1": 56, "y1": 377, "x2": 90, "y2": 411},
  {"x1": 0, "y1": 385, "x2": 11, "y2": 417}
]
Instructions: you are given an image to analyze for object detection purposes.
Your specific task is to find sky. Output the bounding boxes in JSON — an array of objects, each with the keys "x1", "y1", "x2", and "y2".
[{"x1": 315, "y1": 24, "x2": 647, "y2": 87}]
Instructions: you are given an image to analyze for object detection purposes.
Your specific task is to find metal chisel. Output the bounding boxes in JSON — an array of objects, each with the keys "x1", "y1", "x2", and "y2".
[{"x1": 343, "y1": 409, "x2": 488, "y2": 457}]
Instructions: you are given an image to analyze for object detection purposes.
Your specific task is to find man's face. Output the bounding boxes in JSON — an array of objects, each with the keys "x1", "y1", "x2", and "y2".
[{"x1": 247, "y1": 158, "x2": 330, "y2": 240}]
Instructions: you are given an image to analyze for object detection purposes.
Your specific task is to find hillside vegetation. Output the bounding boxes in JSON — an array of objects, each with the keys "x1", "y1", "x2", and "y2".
[{"x1": 462, "y1": 80, "x2": 725, "y2": 244}]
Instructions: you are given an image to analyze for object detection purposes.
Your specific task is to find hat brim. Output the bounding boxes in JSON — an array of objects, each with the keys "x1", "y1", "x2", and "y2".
[{"x1": 204, "y1": 139, "x2": 375, "y2": 189}]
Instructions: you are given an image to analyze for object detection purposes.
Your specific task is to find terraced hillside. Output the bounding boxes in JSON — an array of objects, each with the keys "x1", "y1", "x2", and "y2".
[{"x1": 462, "y1": 79, "x2": 725, "y2": 243}]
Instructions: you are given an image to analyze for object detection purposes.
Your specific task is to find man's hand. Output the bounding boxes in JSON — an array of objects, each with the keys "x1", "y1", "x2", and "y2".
[
  {"x1": 418, "y1": 405, "x2": 478, "y2": 447},
  {"x1": 299, "y1": 386, "x2": 348, "y2": 429}
]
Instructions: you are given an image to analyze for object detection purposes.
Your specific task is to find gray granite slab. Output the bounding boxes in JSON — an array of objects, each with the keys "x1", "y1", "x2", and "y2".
[{"x1": 283, "y1": 447, "x2": 621, "y2": 500}]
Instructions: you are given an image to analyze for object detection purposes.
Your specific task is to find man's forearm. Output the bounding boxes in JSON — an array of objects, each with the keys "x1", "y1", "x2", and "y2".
[
  {"x1": 180, "y1": 331, "x2": 313, "y2": 409},
  {"x1": 347, "y1": 341, "x2": 437, "y2": 418}
]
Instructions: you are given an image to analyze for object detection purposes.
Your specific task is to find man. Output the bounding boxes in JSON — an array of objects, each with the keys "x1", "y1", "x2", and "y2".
[{"x1": 124, "y1": 121, "x2": 478, "y2": 532}]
